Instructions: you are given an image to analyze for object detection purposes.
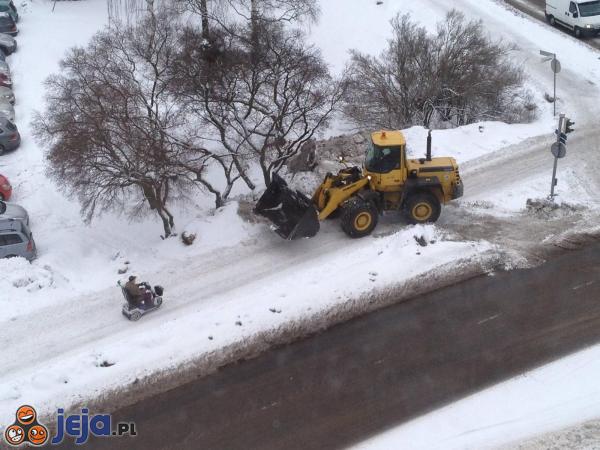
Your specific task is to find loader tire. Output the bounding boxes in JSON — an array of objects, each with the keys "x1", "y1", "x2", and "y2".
[
  {"x1": 405, "y1": 193, "x2": 441, "y2": 224},
  {"x1": 341, "y1": 198, "x2": 378, "y2": 238}
]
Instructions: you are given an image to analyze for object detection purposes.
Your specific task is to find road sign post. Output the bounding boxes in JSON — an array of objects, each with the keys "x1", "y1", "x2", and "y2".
[{"x1": 540, "y1": 50, "x2": 560, "y2": 116}]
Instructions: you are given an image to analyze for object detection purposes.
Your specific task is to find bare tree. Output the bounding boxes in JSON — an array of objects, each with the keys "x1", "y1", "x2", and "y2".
[
  {"x1": 179, "y1": 0, "x2": 319, "y2": 48},
  {"x1": 172, "y1": 22, "x2": 343, "y2": 188},
  {"x1": 343, "y1": 11, "x2": 535, "y2": 130},
  {"x1": 107, "y1": 0, "x2": 155, "y2": 24},
  {"x1": 33, "y1": 9, "x2": 207, "y2": 237},
  {"x1": 178, "y1": 0, "x2": 212, "y2": 38}
]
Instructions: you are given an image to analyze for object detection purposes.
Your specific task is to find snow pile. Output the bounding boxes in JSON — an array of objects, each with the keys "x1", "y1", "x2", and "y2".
[
  {"x1": 466, "y1": 167, "x2": 596, "y2": 216},
  {"x1": 180, "y1": 202, "x2": 260, "y2": 252},
  {"x1": 0, "y1": 257, "x2": 54, "y2": 294},
  {"x1": 525, "y1": 198, "x2": 586, "y2": 219}
]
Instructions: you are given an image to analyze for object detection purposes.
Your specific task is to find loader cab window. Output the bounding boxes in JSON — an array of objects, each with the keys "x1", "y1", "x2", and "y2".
[
  {"x1": 579, "y1": 1, "x2": 600, "y2": 16},
  {"x1": 365, "y1": 143, "x2": 401, "y2": 173}
]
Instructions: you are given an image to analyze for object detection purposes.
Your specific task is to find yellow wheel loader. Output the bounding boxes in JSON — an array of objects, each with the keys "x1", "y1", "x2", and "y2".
[{"x1": 255, "y1": 130, "x2": 463, "y2": 239}]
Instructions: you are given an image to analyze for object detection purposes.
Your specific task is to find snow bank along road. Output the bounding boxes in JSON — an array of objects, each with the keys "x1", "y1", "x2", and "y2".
[{"x1": 61, "y1": 242, "x2": 600, "y2": 450}]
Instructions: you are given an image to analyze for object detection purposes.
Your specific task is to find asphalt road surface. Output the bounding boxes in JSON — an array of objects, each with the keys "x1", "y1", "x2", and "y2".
[{"x1": 58, "y1": 243, "x2": 600, "y2": 450}]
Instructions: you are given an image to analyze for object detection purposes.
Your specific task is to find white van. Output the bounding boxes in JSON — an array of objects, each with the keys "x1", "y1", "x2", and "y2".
[{"x1": 546, "y1": 0, "x2": 600, "y2": 37}]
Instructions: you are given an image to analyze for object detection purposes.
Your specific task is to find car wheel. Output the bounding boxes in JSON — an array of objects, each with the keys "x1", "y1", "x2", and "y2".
[
  {"x1": 549, "y1": 16, "x2": 556, "y2": 26},
  {"x1": 130, "y1": 311, "x2": 142, "y2": 321},
  {"x1": 574, "y1": 27, "x2": 582, "y2": 38},
  {"x1": 0, "y1": 192, "x2": 4, "y2": 201},
  {"x1": 405, "y1": 193, "x2": 441, "y2": 224},
  {"x1": 0, "y1": 145, "x2": 5, "y2": 156}
]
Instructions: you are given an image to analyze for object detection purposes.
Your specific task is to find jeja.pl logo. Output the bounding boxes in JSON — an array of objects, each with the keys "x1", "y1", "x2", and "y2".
[
  {"x1": 4, "y1": 405, "x2": 49, "y2": 446},
  {"x1": 3, "y1": 405, "x2": 137, "y2": 446}
]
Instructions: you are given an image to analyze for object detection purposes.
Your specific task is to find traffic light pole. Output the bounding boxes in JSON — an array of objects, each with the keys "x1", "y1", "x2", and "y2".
[{"x1": 550, "y1": 113, "x2": 565, "y2": 199}]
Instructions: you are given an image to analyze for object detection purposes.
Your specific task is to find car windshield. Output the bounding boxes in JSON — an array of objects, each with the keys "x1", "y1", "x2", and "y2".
[
  {"x1": 365, "y1": 142, "x2": 401, "y2": 173},
  {"x1": 579, "y1": 1, "x2": 600, "y2": 16}
]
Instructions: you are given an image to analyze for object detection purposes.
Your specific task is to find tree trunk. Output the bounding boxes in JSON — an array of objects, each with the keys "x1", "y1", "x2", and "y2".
[
  {"x1": 250, "y1": 0, "x2": 260, "y2": 54},
  {"x1": 157, "y1": 207, "x2": 173, "y2": 237},
  {"x1": 141, "y1": 182, "x2": 174, "y2": 236},
  {"x1": 261, "y1": 164, "x2": 271, "y2": 188},
  {"x1": 200, "y1": 0, "x2": 210, "y2": 40},
  {"x1": 196, "y1": 177, "x2": 225, "y2": 209},
  {"x1": 233, "y1": 157, "x2": 256, "y2": 191}
]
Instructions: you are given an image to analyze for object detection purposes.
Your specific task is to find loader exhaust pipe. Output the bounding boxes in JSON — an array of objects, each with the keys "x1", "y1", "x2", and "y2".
[{"x1": 426, "y1": 130, "x2": 432, "y2": 161}]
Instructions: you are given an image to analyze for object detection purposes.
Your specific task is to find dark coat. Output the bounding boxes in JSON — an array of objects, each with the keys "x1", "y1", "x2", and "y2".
[{"x1": 125, "y1": 280, "x2": 143, "y2": 300}]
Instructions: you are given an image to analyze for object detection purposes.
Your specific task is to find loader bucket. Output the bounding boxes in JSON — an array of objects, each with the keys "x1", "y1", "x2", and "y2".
[{"x1": 254, "y1": 173, "x2": 320, "y2": 240}]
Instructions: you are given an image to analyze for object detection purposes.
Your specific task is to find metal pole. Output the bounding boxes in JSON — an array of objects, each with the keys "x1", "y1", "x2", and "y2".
[
  {"x1": 553, "y1": 61, "x2": 557, "y2": 116},
  {"x1": 550, "y1": 113, "x2": 565, "y2": 199},
  {"x1": 550, "y1": 155, "x2": 559, "y2": 198}
]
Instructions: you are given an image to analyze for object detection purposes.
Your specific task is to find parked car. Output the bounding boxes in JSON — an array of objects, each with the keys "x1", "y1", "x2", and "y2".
[
  {"x1": 0, "y1": 100, "x2": 14, "y2": 122},
  {"x1": 546, "y1": 0, "x2": 600, "y2": 37},
  {"x1": 0, "y1": 1, "x2": 18, "y2": 23},
  {"x1": 0, "y1": 66, "x2": 11, "y2": 88},
  {"x1": 0, "y1": 72, "x2": 11, "y2": 88},
  {"x1": 0, "y1": 219, "x2": 36, "y2": 261},
  {"x1": 0, "y1": 60, "x2": 10, "y2": 74},
  {"x1": 0, "y1": 12, "x2": 16, "y2": 36},
  {"x1": 0, "y1": 86, "x2": 14, "y2": 104},
  {"x1": 0, "y1": 173, "x2": 10, "y2": 200},
  {"x1": 0, "y1": 71, "x2": 12, "y2": 89},
  {"x1": 0, "y1": 116, "x2": 19, "y2": 154},
  {"x1": 0, "y1": 32, "x2": 15, "y2": 54},
  {"x1": 0, "y1": 200, "x2": 28, "y2": 224}
]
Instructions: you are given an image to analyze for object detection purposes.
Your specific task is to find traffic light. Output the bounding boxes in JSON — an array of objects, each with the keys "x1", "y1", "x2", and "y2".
[
  {"x1": 565, "y1": 118, "x2": 575, "y2": 134},
  {"x1": 559, "y1": 132, "x2": 567, "y2": 145}
]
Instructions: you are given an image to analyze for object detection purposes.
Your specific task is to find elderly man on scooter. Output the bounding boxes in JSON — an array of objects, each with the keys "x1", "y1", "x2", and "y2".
[{"x1": 124, "y1": 275, "x2": 152, "y2": 307}]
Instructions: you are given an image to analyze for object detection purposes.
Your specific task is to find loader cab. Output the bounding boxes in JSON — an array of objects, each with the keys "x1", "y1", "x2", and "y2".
[
  {"x1": 364, "y1": 130, "x2": 407, "y2": 192},
  {"x1": 365, "y1": 142, "x2": 401, "y2": 173}
]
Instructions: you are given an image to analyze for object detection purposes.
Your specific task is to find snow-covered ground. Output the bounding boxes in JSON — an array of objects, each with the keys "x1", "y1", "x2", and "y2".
[{"x1": 2, "y1": 0, "x2": 600, "y2": 447}]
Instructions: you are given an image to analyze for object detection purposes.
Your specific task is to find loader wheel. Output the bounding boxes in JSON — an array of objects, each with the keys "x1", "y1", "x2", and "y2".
[
  {"x1": 405, "y1": 193, "x2": 441, "y2": 224},
  {"x1": 341, "y1": 198, "x2": 378, "y2": 238}
]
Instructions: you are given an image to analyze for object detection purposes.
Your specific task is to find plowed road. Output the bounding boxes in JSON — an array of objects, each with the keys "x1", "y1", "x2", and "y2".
[{"x1": 61, "y1": 243, "x2": 600, "y2": 450}]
